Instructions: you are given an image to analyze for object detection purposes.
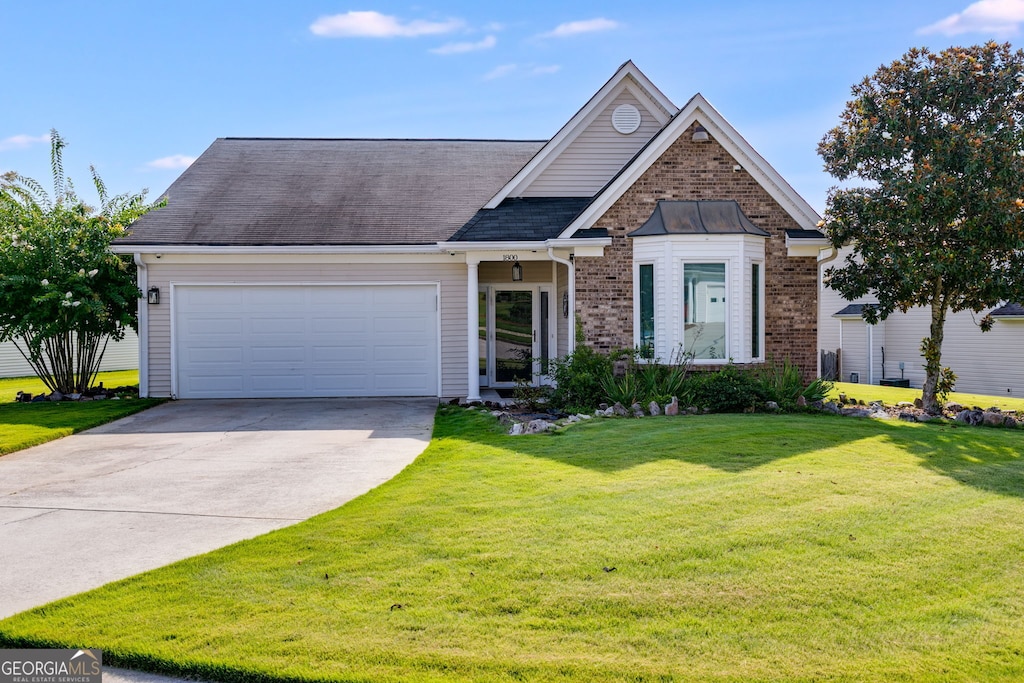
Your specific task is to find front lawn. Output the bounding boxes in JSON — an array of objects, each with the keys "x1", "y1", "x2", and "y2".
[
  {"x1": 2, "y1": 408, "x2": 1023, "y2": 681},
  {"x1": 828, "y1": 381, "x2": 1024, "y2": 413},
  {"x1": 0, "y1": 370, "x2": 162, "y2": 456}
]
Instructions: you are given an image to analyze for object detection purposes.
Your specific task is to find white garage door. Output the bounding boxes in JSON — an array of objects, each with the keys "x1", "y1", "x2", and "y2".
[{"x1": 174, "y1": 284, "x2": 439, "y2": 398}]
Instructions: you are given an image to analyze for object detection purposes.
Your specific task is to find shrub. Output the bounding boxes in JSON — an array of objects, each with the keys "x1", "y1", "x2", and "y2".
[
  {"x1": 688, "y1": 364, "x2": 768, "y2": 413},
  {"x1": 547, "y1": 345, "x2": 613, "y2": 412}
]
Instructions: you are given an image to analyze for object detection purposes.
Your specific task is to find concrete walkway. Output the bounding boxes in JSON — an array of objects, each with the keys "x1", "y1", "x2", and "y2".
[{"x1": 0, "y1": 398, "x2": 436, "y2": 620}]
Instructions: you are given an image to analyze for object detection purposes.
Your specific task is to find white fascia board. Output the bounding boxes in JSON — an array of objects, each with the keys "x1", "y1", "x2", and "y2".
[
  {"x1": 557, "y1": 94, "x2": 823, "y2": 239},
  {"x1": 111, "y1": 244, "x2": 443, "y2": 255},
  {"x1": 483, "y1": 62, "x2": 678, "y2": 209},
  {"x1": 785, "y1": 234, "x2": 831, "y2": 257},
  {"x1": 441, "y1": 237, "x2": 611, "y2": 252}
]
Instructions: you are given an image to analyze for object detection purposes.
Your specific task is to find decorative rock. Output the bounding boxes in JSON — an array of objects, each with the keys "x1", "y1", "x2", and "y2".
[
  {"x1": 567, "y1": 415, "x2": 581, "y2": 423},
  {"x1": 823, "y1": 401, "x2": 842, "y2": 414},
  {"x1": 898, "y1": 412, "x2": 917, "y2": 422},
  {"x1": 79, "y1": 396, "x2": 93, "y2": 401},
  {"x1": 945, "y1": 401, "x2": 963, "y2": 413},
  {"x1": 1004, "y1": 416, "x2": 1018, "y2": 429},
  {"x1": 576, "y1": 413, "x2": 592, "y2": 420},
  {"x1": 838, "y1": 393, "x2": 847, "y2": 404},
  {"x1": 66, "y1": 393, "x2": 81, "y2": 401},
  {"x1": 612, "y1": 402, "x2": 628, "y2": 417},
  {"x1": 914, "y1": 398, "x2": 924, "y2": 409},
  {"x1": 93, "y1": 394, "x2": 106, "y2": 401},
  {"x1": 897, "y1": 401, "x2": 914, "y2": 408},
  {"x1": 916, "y1": 414, "x2": 937, "y2": 423},
  {"x1": 48, "y1": 391, "x2": 64, "y2": 402},
  {"x1": 31, "y1": 394, "x2": 48, "y2": 403},
  {"x1": 508, "y1": 423, "x2": 524, "y2": 436},
  {"x1": 870, "y1": 410, "x2": 891, "y2": 420},
  {"x1": 599, "y1": 403, "x2": 609, "y2": 411},
  {"x1": 811, "y1": 400, "x2": 824, "y2": 410},
  {"x1": 687, "y1": 406, "x2": 699, "y2": 415},
  {"x1": 765, "y1": 401, "x2": 780, "y2": 411},
  {"x1": 796, "y1": 395, "x2": 807, "y2": 407},
  {"x1": 525, "y1": 419, "x2": 552, "y2": 434},
  {"x1": 841, "y1": 408, "x2": 872, "y2": 418},
  {"x1": 665, "y1": 397, "x2": 679, "y2": 416},
  {"x1": 983, "y1": 411, "x2": 1006, "y2": 428},
  {"x1": 955, "y1": 409, "x2": 984, "y2": 426},
  {"x1": 648, "y1": 401, "x2": 661, "y2": 416},
  {"x1": 987, "y1": 406, "x2": 1002, "y2": 413},
  {"x1": 631, "y1": 403, "x2": 645, "y2": 418}
]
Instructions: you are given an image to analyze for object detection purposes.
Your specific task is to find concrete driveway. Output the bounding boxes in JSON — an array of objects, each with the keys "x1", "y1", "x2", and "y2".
[{"x1": 0, "y1": 398, "x2": 436, "y2": 619}]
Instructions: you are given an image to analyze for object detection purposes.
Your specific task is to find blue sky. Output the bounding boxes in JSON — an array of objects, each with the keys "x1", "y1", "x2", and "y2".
[{"x1": 3, "y1": 0, "x2": 1023, "y2": 214}]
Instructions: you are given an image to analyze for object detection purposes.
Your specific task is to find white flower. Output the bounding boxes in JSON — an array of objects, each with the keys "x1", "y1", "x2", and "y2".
[
  {"x1": 78, "y1": 268, "x2": 85, "y2": 276},
  {"x1": 71, "y1": 301, "x2": 81, "y2": 307},
  {"x1": 65, "y1": 291, "x2": 72, "y2": 298},
  {"x1": 87, "y1": 269, "x2": 98, "y2": 277},
  {"x1": 881, "y1": 131, "x2": 893, "y2": 140},
  {"x1": 1016, "y1": 150, "x2": 1024, "y2": 157},
  {"x1": 61, "y1": 300, "x2": 71, "y2": 307},
  {"x1": 41, "y1": 279, "x2": 49, "y2": 286}
]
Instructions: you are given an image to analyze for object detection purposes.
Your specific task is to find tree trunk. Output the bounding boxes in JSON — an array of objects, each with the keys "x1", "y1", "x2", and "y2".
[{"x1": 920, "y1": 297, "x2": 948, "y2": 414}]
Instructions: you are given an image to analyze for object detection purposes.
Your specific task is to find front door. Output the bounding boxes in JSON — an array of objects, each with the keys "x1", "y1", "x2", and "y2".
[{"x1": 480, "y1": 286, "x2": 552, "y2": 387}]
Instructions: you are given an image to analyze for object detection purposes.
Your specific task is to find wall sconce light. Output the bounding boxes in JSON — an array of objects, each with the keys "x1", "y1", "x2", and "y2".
[
  {"x1": 692, "y1": 125, "x2": 710, "y2": 142},
  {"x1": 562, "y1": 291, "x2": 569, "y2": 318},
  {"x1": 147, "y1": 287, "x2": 160, "y2": 305},
  {"x1": 512, "y1": 261, "x2": 523, "y2": 282}
]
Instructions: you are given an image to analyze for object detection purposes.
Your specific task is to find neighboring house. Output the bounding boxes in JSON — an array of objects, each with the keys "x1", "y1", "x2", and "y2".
[
  {"x1": 114, "y1": 61, "x2": 823, "y2": 401},
  {"x1": 0, "y1": 332, "x2": 139, "y2": 379},
  {"x1": 818, "y1": 246, "x2": 1024, "y2": 396}
]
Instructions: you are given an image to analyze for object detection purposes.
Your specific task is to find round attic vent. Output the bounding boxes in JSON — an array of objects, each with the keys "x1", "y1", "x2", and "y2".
[{"x1": 611, "y1": 104, "x2": 641, "y2": 134}]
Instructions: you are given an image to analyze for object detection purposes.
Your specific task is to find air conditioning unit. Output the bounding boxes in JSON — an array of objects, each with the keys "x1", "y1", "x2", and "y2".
[{"x1": 849, "y1": 372, "x2": 860, "y2": 383}]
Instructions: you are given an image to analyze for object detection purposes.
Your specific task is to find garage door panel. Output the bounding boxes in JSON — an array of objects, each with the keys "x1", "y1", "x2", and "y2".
[{"x1": 175, "y1": 285, "x2": 438, "y2": 398}]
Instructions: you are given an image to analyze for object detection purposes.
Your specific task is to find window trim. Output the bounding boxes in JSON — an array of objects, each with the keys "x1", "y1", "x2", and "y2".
[{"x1": 681, "y1": 260, "x2": 729, "y2": 363}]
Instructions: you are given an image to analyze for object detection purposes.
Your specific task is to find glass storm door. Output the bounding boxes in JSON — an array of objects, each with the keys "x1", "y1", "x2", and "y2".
[
  {"x1": 480, "y1": 286, "x2": 552, "y2": 387},
  {"x1": 494, "y1": 290, "x2": 534, "y2": 384}
]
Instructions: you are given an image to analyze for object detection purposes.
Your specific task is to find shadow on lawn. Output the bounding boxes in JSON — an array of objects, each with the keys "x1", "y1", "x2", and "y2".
[
  {"x1": 459, "y1": 409, "x2": 1024, "y2": 497},
  {"x1": 880, "y1": 422, "x2": 1024, "y2": 498}
]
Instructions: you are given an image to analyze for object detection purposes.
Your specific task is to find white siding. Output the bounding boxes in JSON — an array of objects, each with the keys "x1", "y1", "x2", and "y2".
[
  {"x1": 144, "y1": 256, "x2": 467, "y2": 399},
  {"x1": 557, "y1": 261, "x2": 569, "y2": 358},
  {"x1": 633, "y1": 234, "x2": 765, "y2": 364},
  {"x1": 820, "y1": 246, "x2": 1024, "y2": 396},
  {"x1": 0, "y1": 331, "x2": 138, "y2": 379},
  {"x1": 521, "y1": 92, "x2": 664, "y2": 198}
]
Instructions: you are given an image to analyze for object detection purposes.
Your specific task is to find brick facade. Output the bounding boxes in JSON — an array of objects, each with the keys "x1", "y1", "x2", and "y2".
[{"x1": 574, "y1": 123, "x2": 819, "y2": 381}]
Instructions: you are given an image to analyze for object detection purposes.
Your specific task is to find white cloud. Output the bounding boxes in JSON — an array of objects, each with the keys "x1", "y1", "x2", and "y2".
[
  {"x1": 146, "y1": 154, "x2": 196, "y2": 170},
  {"x1": 431, "y1": 35, "x2": 496, "y2": 55},
  {"x1": 540, "y1": 17, "x2": 619, "y2": 38},
  {"x1": 918, "y1": 0, "x2": 1024, "y2": 35},
  {"x1": 0, "y1": 133, "x2": 50, "y2": 152},
  {"x1": 310, "y1": 10, "x2": 463, "y2": 38},
  {"x1": 484, "y1": 64, "x2": 518, "y2": 80},
  {"x1": 483, "y1": 64, "x2": 561, "y2": 80}
]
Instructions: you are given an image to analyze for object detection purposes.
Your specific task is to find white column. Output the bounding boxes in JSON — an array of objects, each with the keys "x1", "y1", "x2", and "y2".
[{"x1": 466, "y1": 259, "x2": 481, "y2": 402}]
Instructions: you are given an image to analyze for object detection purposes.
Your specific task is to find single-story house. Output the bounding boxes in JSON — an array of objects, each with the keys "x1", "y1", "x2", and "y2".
[
  {"x1": 114, "y1": 61, "x2": 823, "y2": 401},
  {"x1": 818, "y1": 246, "x2": 1024, "y2": 396}
]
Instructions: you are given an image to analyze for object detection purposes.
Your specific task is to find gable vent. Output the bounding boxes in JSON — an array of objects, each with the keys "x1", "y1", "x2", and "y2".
[{"x1": 611, "y1": 104, "x2": 642, "y2": 134}]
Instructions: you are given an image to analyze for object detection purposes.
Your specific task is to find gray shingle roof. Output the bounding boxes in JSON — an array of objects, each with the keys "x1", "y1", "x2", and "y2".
[
  {"x1": 628, "y1": 200, "x2": 770, "y2": 237},
  {"x1": 450, "y1": 197, "x2": 593, "y2": 242},
  {"x1": 990, "y1": 302, "x2": 1024, "y2": 317},
  {"x1": 118, "y1": 138, "x2": 544, "y2": 246},
  {"x1": 834, "y1": 303, "x2": 878, "y2": 318}
]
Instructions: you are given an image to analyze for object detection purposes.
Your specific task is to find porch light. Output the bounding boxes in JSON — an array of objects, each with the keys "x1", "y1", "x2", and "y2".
[
  {"x1": 692, "y1": 125, "x2": 710, "y2": 142},
  {"x1": 147, "y1": 287, "x2": 160, "y2": 305},
  {"x1": 512, "y1": 261, "x2": 523, "y2": 282}
]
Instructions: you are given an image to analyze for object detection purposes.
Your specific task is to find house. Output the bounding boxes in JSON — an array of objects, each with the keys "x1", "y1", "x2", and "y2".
[
  {"x1": 114, "y1": 61, "x2": 823, "y2": 401},
  {"x1": 0, "y1": 334, "x2": 138, "y2": 379},
  {"x1": 818, "y1": 247, "x2": 1024, "y2": 396}
]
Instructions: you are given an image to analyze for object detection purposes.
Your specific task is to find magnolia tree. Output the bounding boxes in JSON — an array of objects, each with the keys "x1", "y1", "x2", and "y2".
[
  {"x1": 0, "y1": 131, "x2": 163, "y2": 394},
  {"x1": 818, "y1": 42, "x2": 1024, "y2": 413}
]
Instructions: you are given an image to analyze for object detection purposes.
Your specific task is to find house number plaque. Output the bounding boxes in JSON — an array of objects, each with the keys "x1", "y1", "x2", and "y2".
[{"x1": 501, "y1": 254, "x2": 519, "y2": 261}]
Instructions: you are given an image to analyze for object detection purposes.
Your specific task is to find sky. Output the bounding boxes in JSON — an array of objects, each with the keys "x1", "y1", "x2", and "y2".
[{"x1": 3, "y1": 0, "x2": 1024, "y2": 215}]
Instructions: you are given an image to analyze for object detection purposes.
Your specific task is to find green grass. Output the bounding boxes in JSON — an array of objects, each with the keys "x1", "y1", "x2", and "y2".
[
  {"x1": 0, "y1": 370, "x2": 162, "y2": 456},
  {"x1": 829, "y1": 381, "x2": 1024, "y2": 412},
  {"x1": 2, "y1": 408, "x2": 1024, "y2": 682}
]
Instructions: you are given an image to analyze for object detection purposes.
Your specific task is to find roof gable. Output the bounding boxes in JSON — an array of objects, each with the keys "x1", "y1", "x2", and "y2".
[
  {"x1": 484, "y1": 61, "x2": 676, "y2": 208},
  {"x1": 557, "y1": 94, "x2": 822, "y2": 238}
]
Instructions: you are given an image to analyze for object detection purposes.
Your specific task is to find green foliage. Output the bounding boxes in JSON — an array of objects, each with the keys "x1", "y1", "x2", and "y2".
[
  {"x1": 688, "y1": 364, "x2": 768, "y2": 413},
  {"x1": 751, "y1": 357, "x2": 804, "y2": 406},
  {"x1": 512, "y1": 379, "x2": 552, "y2": 412},
  {"x1": 546, "y1": 345, "x2": 613, "y2": 412},
  {"x1": 802, "y1": 377, "x2": 834, "y2": 403},
  {"x1": 0, "y1": 130, "x2": 163, "y2": 394},
  {"x1": 819, "y1": 42, "x2": 1024, "y2": 411}
]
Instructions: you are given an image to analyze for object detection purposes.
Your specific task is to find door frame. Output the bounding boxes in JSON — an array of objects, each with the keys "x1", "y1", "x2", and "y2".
[{"x1": 479, "y1": 283, "x2": 555, "y2": 388}]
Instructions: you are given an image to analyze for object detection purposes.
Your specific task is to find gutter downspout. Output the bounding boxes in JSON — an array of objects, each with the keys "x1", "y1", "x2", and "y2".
[
  {"x1": 133, "y1": 254, "x2": 149, "y2": 398},
  {"x1": 548, "y1": 248, "x2": 575, "y2": 354},
  {"x1": 818, "y1": 246, "x2": 839, "y2": 378}
]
